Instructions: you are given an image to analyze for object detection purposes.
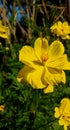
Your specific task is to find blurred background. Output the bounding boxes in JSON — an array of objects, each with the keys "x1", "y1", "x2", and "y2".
[{"x1": 0, "y1": 0, "x2": 70, "y2": 43}]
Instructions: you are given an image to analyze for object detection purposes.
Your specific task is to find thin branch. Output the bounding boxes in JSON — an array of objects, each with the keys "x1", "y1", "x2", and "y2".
[
  {"x1": 54, "y1": 8, "x2": 65, "y2": 22},
  {"x1": 26, "y1": 3, "x2": 67, "y2": 10},
  {"x1": 42, "y1": 0, "x2": 49, "y2": 19},
  {"x1": 16, "y1": 21, "x2": 27, "y2": 36},
  {"x1": 2, "y1": 0, "x2": 6, "y2": 25},
  {"x1": 32, "y1": 0, "x2": 36, "y2": 20},
  {"x1": 26, "y1": 0, "x2": 32, "y2": 39}
]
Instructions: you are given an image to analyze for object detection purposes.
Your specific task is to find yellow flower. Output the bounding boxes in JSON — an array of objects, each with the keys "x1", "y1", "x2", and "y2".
[
  {"x1": 0, "y1": 105, "x2": 5, "y2": 111},
  {"x1": 0, "y1": 20, "x2": 8, "y2": 39},
  {"x1": 54, "y1": 98, "x2": 70, "y2": 130},
  {"x1": 50, "y1": 21, "x2": 70, "y2": 39},
  {"x1": 17, "y1": 37, "x2": 70, "y2": 93}
]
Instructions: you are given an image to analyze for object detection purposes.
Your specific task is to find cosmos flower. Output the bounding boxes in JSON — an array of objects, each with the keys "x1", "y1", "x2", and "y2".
[
  {"x1": 0, "y1": 20, "x2": 8, "y2": 39},
  {"x1": 54, "y1": 98, "x2": 70, "y2": 130},
  {"x1": 50, "y1": 21, "x2": 70, "y2": 39},
  {"x1": 17, "y1": 37, "x2": 70, "y2": 93}
]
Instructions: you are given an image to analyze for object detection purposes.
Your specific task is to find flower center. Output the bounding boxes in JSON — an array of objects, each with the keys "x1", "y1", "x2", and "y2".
[{"x1": 41, "y1": 54, "x2": 48, "y2": 62}]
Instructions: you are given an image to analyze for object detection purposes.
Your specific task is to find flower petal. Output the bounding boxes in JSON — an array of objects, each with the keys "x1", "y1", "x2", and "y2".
[
  {"x1": 42, "y1": 67, "x2": 65, "y2": 87},
  {"x1": 54, "y1": 107, "x2": 60, "y2": 118},
  {"x1": 42, "y1": 67, "x2": 57, "y2": 86},
  {"x1": 17, "y1": 65, "x2": 46, "y2": 89},
  {"x1": 63, "y1": 21, "x2": 68, "y2": 26},
  {"x1": 60, "y1": 98, "x2": 70, "y2": 114},
  {"x1": 48, "y1": 40, "x2": 65, "y2": 58},
  {"x1": 61, "y1": 71, "x2": 66, "y2": 83},
  {"x1": 0, "y1": 34, "x2": 8, "y2": 39},
  {"x1": 46, "y1": 54, "x2": 70, "y2": 70},
  {"x1": 64, "y1": 125, "x2": 67, "y2": 130},
  {"x1": 59, "y1": 118, "x2": 68, "y2": 130},
  {"x1": 59, "y1": 117, "x2": 65, "y2": 125},
  {"x1": 50, "y1": 21, "x2": 62, "y2": 36},
  {"x1": 48, "y1": 68, "x2": 66, "y2": 84},
  {"x1": 27, "y1": 66, "x2": 46, "y2": 89},
  {"x1": 62, "y1": 35, "x2": 70, "y2": 39},
  {"x1": 43, "y1": 85, "x2": 54, "y2": 93},
  {"x1": 0, "y1": 20, "x2": 8, "y2": 39},
  {"x1": 58, "y1": 21, "x2": 62, "y2": 28},
  {"x1": 34, "y1": 37, "x2": 49, "y2": 62},
  {"x1": 19, "y1": 46, "x2": 37, "y2": 68},
  {"x1": 17, "y1": 65, "x2": 33, "y2": 83}
]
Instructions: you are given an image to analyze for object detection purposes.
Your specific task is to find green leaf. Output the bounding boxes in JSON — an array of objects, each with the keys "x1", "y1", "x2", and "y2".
[{"x1": 53, "y1": 121, "x2": 63, "y2": 130}]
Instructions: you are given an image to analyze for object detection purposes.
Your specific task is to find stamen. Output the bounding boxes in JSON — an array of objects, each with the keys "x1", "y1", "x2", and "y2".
[{"x1": 41, "y1": 55, "x2": 48, "y2": 62}]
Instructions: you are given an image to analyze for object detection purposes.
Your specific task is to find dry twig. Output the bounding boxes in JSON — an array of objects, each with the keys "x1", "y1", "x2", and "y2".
[{"x1": 41, "y1": 0, "x2": 49, "y2": 20}]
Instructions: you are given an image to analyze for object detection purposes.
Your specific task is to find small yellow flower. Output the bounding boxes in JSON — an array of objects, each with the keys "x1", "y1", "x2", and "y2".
[
  {"x1": 0, "y1": 105, "x2": 5, "y2": 111},
  {"x1": 54, "y1": 98, "x2": 70, "y2": 130},
  {"x1": 17, "y1": 37, "x2": 70, "y2": 93},
  {"x1": 50, "y1": 21, "x2": 70, "y2": 39},
  {"x1": 0, "y1": 20, "x2": 8, "y2": 39}
]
